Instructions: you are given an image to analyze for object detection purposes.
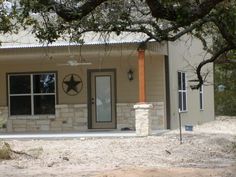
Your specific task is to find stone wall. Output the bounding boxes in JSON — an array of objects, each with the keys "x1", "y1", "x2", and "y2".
[
  {"x1": 5, "y1": 102, "x2": 165, "y2": 132},
  {"x1": 116, "y1": 102, "x2": 165, "y2": 130},
  {"x1": 54, "y1": 104, "x2": 87, "y2": 132},
  {"x1": 0, "y1": 107, "x2": 8, "y2": 132},
  {"x1": 151, "y1": 102, "x2": 165, "y2": 130},
  {"x1": 7, "y1": 104, "x2": 87, "y2": 132},
  {"x1": 116, "y1": 103, "x2": 135, "y2": 130}
]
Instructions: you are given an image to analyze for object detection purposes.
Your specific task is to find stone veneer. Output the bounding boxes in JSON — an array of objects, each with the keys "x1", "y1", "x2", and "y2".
[
  {"x1": 134, "y1": 103, "x2": 153, "y2": 136},
  {"x1": 0, "y1": 107, "x2": 8, "y2": 132},
  {"x1": 3, "y1": 102, "x2": 165, "y2": 132},
  {"x1": 117, "y1": 102, "x2": 165, "y2": 130},
  {"x1": 6, "y1": 104, "x2": 87, "y2": 132}
]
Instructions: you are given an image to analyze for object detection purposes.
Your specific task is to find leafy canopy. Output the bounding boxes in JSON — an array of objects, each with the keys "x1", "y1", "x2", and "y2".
[{"x1": 0, "y1": 0, "x2": 236, "y2": 88}]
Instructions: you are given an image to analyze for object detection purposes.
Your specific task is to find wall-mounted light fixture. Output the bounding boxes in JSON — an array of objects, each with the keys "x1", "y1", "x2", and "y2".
[{"x1": 128, "y1": 69, "x2": 134, "y2": 81}]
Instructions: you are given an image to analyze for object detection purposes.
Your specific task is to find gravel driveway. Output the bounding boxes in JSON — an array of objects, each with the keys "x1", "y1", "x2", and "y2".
[{"x1": 0, "y1": 117, "x2": 235, "y2": 177}]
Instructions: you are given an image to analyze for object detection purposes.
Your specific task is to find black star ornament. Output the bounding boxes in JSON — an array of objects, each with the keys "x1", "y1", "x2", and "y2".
[{"x1": 63, "y1": 74, "x2": 83, "y2": 95}]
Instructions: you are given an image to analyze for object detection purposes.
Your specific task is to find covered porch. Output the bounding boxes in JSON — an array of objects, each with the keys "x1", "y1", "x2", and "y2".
[{"x1": 0, "y1": 41, "x2": 169, "y2": 134}]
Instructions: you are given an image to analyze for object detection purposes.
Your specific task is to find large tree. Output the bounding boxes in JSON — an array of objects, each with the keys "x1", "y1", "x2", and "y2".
[{"x1": 1, "y1": 0, "x2": 236, "y2": 88}]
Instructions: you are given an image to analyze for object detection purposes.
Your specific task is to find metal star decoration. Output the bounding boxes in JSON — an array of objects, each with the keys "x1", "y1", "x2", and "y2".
[{"x1": 62, "y1": 74, "x2": 83, "y2": 96}]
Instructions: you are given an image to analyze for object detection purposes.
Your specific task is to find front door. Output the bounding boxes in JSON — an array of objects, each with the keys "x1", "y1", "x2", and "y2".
[{"x1": 88, "y1": 70, "x2": 116, "y2": 129}]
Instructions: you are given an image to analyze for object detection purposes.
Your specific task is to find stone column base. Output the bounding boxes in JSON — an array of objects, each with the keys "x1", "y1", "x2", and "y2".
[{"x1": 134, "y1": 103, "x2": 153, "y2": 136}]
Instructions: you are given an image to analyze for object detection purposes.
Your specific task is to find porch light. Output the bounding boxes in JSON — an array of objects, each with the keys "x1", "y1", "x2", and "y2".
[{"x1": 128, "y1": 69, "x2": 134, "y2": 81}]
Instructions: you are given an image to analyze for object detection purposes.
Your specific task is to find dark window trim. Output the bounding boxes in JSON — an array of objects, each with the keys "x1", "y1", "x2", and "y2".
[
  {"x1": 178, "y1": 71, "x2": 187, "y2": 112},
  {"x1": 7, "y1": 71, "x2": 58, "y2": 116}
]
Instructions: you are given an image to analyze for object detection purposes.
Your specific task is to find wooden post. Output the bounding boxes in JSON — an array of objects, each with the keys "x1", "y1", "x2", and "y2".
[{"x1": 138, "y1": 49, "x2": 146, "y2": 103}]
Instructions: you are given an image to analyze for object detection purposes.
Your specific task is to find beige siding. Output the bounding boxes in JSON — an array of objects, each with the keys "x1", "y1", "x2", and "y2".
[
  {"x1": 0, "y1": 47, "x2": 165, "y2": 107},
  {"x1": 168, "y1": 36, "x2": 215, "y2": 129},
  {"x1": 145, "y1": 54, "x2": 165, "y2": 102}
]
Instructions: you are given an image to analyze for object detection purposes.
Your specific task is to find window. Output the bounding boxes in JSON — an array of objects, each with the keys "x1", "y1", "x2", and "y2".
[
  {"x1": 8, "y1": 73, "x2": 56, "y2": 116},
  {"x1": 178, "y1": 71, "x2": 187, "y2": 112},
  {"x1": 200, "y1": 85, "x2": 204, "y2": 110}
]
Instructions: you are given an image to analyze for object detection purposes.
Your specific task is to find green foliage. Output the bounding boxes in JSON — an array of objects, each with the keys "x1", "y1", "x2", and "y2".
[
  {"x1": 0, "y1": 0, "x2": 234, "y2": 47},
  {"x1": 0, "y1": 0, "x2": 235, "y2": 87},
  {"x1": 0, "y1": 1, "x2": 20, "y2": 36},
  {"x1": 215, "y1": 51, "x2": 236, "y2": 116}
]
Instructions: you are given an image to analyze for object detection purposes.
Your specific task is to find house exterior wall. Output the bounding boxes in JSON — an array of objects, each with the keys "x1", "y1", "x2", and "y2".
[
  {"x1": 168, "y1": 36, "x2": 215, "y2": 129},
  {"x1": 0, "y1": 47, "x2": 166, "y2": 132}
]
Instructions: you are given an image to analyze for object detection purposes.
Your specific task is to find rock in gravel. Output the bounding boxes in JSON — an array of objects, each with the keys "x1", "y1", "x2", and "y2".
[
  {"x1": 63, "y1": 156, "x2": 69, "y2": 161},
  {"x1": 0, "y1": 142, "x2": 11, "y2": 160},
  {"x1": 47, "y1": 161, "x2": 56, "y2": 167}
]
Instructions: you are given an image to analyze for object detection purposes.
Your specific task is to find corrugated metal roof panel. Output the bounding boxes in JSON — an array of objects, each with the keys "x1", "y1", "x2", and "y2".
[
  {"x1": 0, "y1": 31, "x2": 150, "y2": 49},
  {"x1": 0, "y1": 41, "x2": 145, "y2": 49}
]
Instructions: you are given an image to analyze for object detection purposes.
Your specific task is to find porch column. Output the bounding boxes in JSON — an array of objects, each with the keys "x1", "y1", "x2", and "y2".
[
  {"x1": 134, "y1": 46, "x2": 153, "y2": 136},
  {"x1": 134, "y1": 103, "x2": 153, "y2": 136},
  {"x1": 138, "y1": 48, "x2": 146, "y2": 103}
]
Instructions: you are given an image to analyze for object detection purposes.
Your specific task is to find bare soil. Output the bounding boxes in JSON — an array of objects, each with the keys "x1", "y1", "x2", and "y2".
[{"x1": 0, "y1": 117, "x2": 235, "y2": 177}]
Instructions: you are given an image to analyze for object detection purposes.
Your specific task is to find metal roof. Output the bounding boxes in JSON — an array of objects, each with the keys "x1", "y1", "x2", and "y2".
[{"x1": 0, "y1": 32, "x2": 151, "y2": 49}]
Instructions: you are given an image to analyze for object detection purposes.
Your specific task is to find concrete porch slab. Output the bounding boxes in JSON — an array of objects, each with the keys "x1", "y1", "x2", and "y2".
[{"x1": 0, "y1": 130, "x2": 169, "y2": 140}]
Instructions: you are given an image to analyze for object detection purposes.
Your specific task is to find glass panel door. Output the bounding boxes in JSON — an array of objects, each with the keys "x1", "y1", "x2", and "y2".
[
  {"x1": 89, "y1": 70, "x2": 116, "y2": 129},
  {"x1": 95, "y1": 76, "x2": 112, "y2": 122}
]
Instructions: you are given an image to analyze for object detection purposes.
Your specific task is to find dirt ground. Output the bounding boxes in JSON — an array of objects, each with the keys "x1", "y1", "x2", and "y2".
[{"x1": 0, "y1": 117, "x2": 236, "y2": 177}]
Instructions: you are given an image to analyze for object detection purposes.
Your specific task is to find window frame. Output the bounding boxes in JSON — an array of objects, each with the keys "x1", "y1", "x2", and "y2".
[
  {"x1": 200, "y1": 85, "x2": 204, "y2": 111},
  {"x1": 178, "y1": 71, "x2": 187, "y2": 112},
  {"x1": 8, "y1": 72, "x2": 57, "y2": 116}
]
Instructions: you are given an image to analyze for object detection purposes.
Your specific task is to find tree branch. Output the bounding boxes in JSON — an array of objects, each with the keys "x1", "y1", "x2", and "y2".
[
  {"x1": 39, "y1": 0, "x2": 107, "y2": 21},
  {"x1": 145, "y1": 0, "x2": 224, "y2": 25},
  {"x1": 212, "y1": 17, "x2": 236, "y2": 47},
  {"x1": 191, "y1": 45, "x2": 234, "y2": 89},
  {"x1": 165, "y1": 19, "x2": 208, "y2": 41}
]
